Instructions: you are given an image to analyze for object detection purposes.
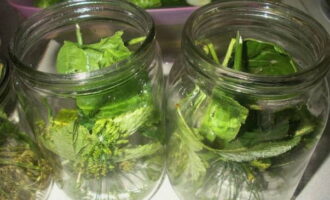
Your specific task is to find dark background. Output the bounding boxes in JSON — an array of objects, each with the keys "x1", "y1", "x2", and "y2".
[{"x1": 0, "y1": 1, "x2": 20, "y2": 58}]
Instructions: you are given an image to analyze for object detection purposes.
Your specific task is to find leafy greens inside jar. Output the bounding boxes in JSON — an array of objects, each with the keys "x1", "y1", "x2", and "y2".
[
  {"x1": 167, "y1": 1, "x2": 330, "y2": 200},
  {"x1": 0, "y1": 61, "x2": 53, "y2": 200},
  {"x1": 10, "y1": 1, "x2": 165, "y2": 199},
  {"x1": 33, "y1": 0, "x2": 187, "y2": 9}
]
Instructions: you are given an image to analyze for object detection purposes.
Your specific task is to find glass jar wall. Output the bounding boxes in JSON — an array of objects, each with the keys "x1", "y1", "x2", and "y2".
[
  {"x1": 166, "y1": 1, "x2": 330, "y2": 200},
  {"x1": 0, "y1": 60, "x2": 53, "y2": 200},
  {"x1": 10, "y1": 0, "x2": 165, "y2": 199}
]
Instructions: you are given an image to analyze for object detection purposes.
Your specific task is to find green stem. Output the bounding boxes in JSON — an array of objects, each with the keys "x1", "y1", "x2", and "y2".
[
  {"x1": 0, "y1": 63, "x2": 3, "y2": 78},
  {"x1": 207, "y1": 43, "x2": 220, "y2": 64},
  {"x1": 202, "y1": 44, "x2": 209, "y2": 55},
  {"x1": 128, "y1": 36, "x2": 146, "y2": 46},
  {"x1": 0, "y1": 160, "x2": 41, "y2": 171},
  {"x1": 233, "y1": 31, "x2": 243, "y2": 71},
  {"x1": 222, "y1": 38, "x2": 236, "y2": 67},
  {"x1": 75, "y1": 24, "x2": 83, "y2": 46},
  {"x1": 290, "y1": 59, "x2": 298, "y2": 73}
]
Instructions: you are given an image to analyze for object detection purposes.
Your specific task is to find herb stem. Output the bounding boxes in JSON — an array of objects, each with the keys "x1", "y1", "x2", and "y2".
[
  {"x1": 128, "y1": 36, "x2": 146, "y2": 46},
  {"x1": 75, "y1": 24, "x2": 83, "y2": 46},
  {"x1": 222, "y1": 38, "x2": 236, "y2": 67},
  {"x1": 0, "y1": 63, "x2": 3, "y2": 78},
  {"x1": 233, "y1": 31, "x2": 243, "y2": 71},
  {"x1": 0, "y1": 160, "x2": 41, "y2": 171},
  {"x1": 207, "y1": 43, "x2": 220, "y2": 64}
]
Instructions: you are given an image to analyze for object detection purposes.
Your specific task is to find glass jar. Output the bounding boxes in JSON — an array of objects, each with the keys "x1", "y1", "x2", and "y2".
[
  {"x1": 0, "y1": 59, "x2": 53, "y2": 200},
  {"x1": 166, "y1": 1, "x2": 330, "y2": 200},
  {"x1": 10, "y1": 0, "x2": 165, "y2": 199}
]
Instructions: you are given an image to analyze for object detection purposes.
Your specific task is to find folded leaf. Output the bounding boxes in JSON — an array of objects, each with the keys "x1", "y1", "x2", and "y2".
[
  {"x1": 56, "y1": 31, "x2": 131, "y2": 74},
  {"x1": 244, "y1": 39, "x2": 297, "y2": 75},
  {"x1": 41, "y1": 120, "x2": 90, "y2": 161},
  {"x1": 200, "y1": 90, "x2": 248, "y2": 143},
  {"x1": 167, "y1": 107, "x2": 208, "y2": 184},
  {"x1": 85, "y1": 31, "x2": 131, "y2": 69},
  {"x1": 216, "y1": 136, "x2": 301, "y2": 162},
  {"x1": 56, "y1": 41, "x2": 88, "y2": 74},
  {"x1": 117, "y1": 142, "x2": 162, "y2": 162}
]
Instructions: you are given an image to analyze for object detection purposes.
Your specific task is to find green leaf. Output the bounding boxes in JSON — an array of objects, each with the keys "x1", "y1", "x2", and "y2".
[
  {"x1": 92, "y1": 86, "x2": 151, "y2": 118},
  {"x1": 85, "y1": 31, "x2": 131, "y2": 69},
  {"x1": 211, "y1": 32, "x2": 298, "y2": 75},
  {"x1": 200, "y1": 90, "x2": 248, "y2": 143},
  {"x1": 56, "y1": 30, "x2": 131, "y2": 74},
  {"x1": 238, "y1": 113, "x2": 290, "y2": 146},
  {"x1": 75, "y1": 70, "x2": 149, "y2": 114},
  {"x1": 56, "y1": 41, "x2": 88, "y2": 74},
  {"x1": 53, "y1": 109, "x2": 78, "y2": 124},
  {"x1": 243, "y1": 38, "x2": 297, "y2": 75},
  {"x1": 41, "y1": 120, "x2": 90, "y2": 161},
  {"x1": 113, "y1": 106, "x2": 153, "y2": 135},
  {"x1": 128, "y1": 0, "x2": 161, "y2": 8},
  {"x1": 117, "y1": 142, "x2": 162, "y2": 162},
  {"x1": 83, "y1": 48, "x2": 104, "y2": 72},
  {"x1": 40, "y1": 109, "x2": 90, "y2": 161},
  {"x1": 216, "y1": 136, "x2": 301, "y2": 162},
  {"x1": 167, "y1": 106, "x2": 208, "y2": 184}
]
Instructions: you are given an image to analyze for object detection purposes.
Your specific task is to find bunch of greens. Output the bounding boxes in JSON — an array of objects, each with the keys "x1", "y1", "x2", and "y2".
[
  {"x1": 34, "y1": 0, "x2": 64, "y2": 8},
  {"x1": 34, "y1": 0, "x2": 166, "y2": 9},
  {"x1": 168, "y1": 32, "x2": 318, "y2": 199},
  {"x1": 0, "y1": 111, "x2": 52, "y2": 200},
  {"x1": 33, "y1": 0, "x2": 280, "y2": 9},
  {"x1": 37, "y1": 24, "x2": 162, "y2": 193}
]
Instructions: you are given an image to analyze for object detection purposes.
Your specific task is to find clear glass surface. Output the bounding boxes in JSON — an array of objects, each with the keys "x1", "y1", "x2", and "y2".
[
  {"x1": 10, "y1": 1, "x2": 165, "y2": 199},
  {"x1": 0, "y1": 60, "x2": 53, "y2": 200},
  {"x1": 166, "y1": 1, "x2": 330, "y2": 200}
]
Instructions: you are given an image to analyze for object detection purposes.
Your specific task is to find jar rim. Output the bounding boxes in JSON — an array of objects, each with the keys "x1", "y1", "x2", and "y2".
[
  {"x1": 9, "y1": 0, "x2": 155, "y2": 94},
  {"x1": 183, "y1": 0, "x2": 330, "y2": 93}
]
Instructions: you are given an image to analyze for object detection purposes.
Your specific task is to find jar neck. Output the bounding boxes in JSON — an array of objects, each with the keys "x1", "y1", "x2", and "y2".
[
  {"x1": 10, "y1": 0, "x2": 155, "y2": 96},
  {"x1": 182, "y1": 0, "x2": 330, "y2": 96}
]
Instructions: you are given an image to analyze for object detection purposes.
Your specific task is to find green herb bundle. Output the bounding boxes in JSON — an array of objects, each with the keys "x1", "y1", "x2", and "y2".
[
  {"x1": 0, "y1": 111, "x2": 52, "y2": 200},
  {"x1": 168, "y1": 32, "x2": 319, "y2": 199},
  {"x1": 37, "y1": 25, "x2": 163, "y2": 196},
  {"x1": 34, "y1": 0, "x2": 164, "y2": 9}
]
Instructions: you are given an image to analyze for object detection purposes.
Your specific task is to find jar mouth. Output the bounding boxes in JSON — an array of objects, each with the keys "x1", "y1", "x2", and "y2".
[
  {"x1": 183, "y1": 0, "x2": 330, "y2": 94},
  {"x1": 9, "y1": 0, "x2": 155, "y2": 95}
]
